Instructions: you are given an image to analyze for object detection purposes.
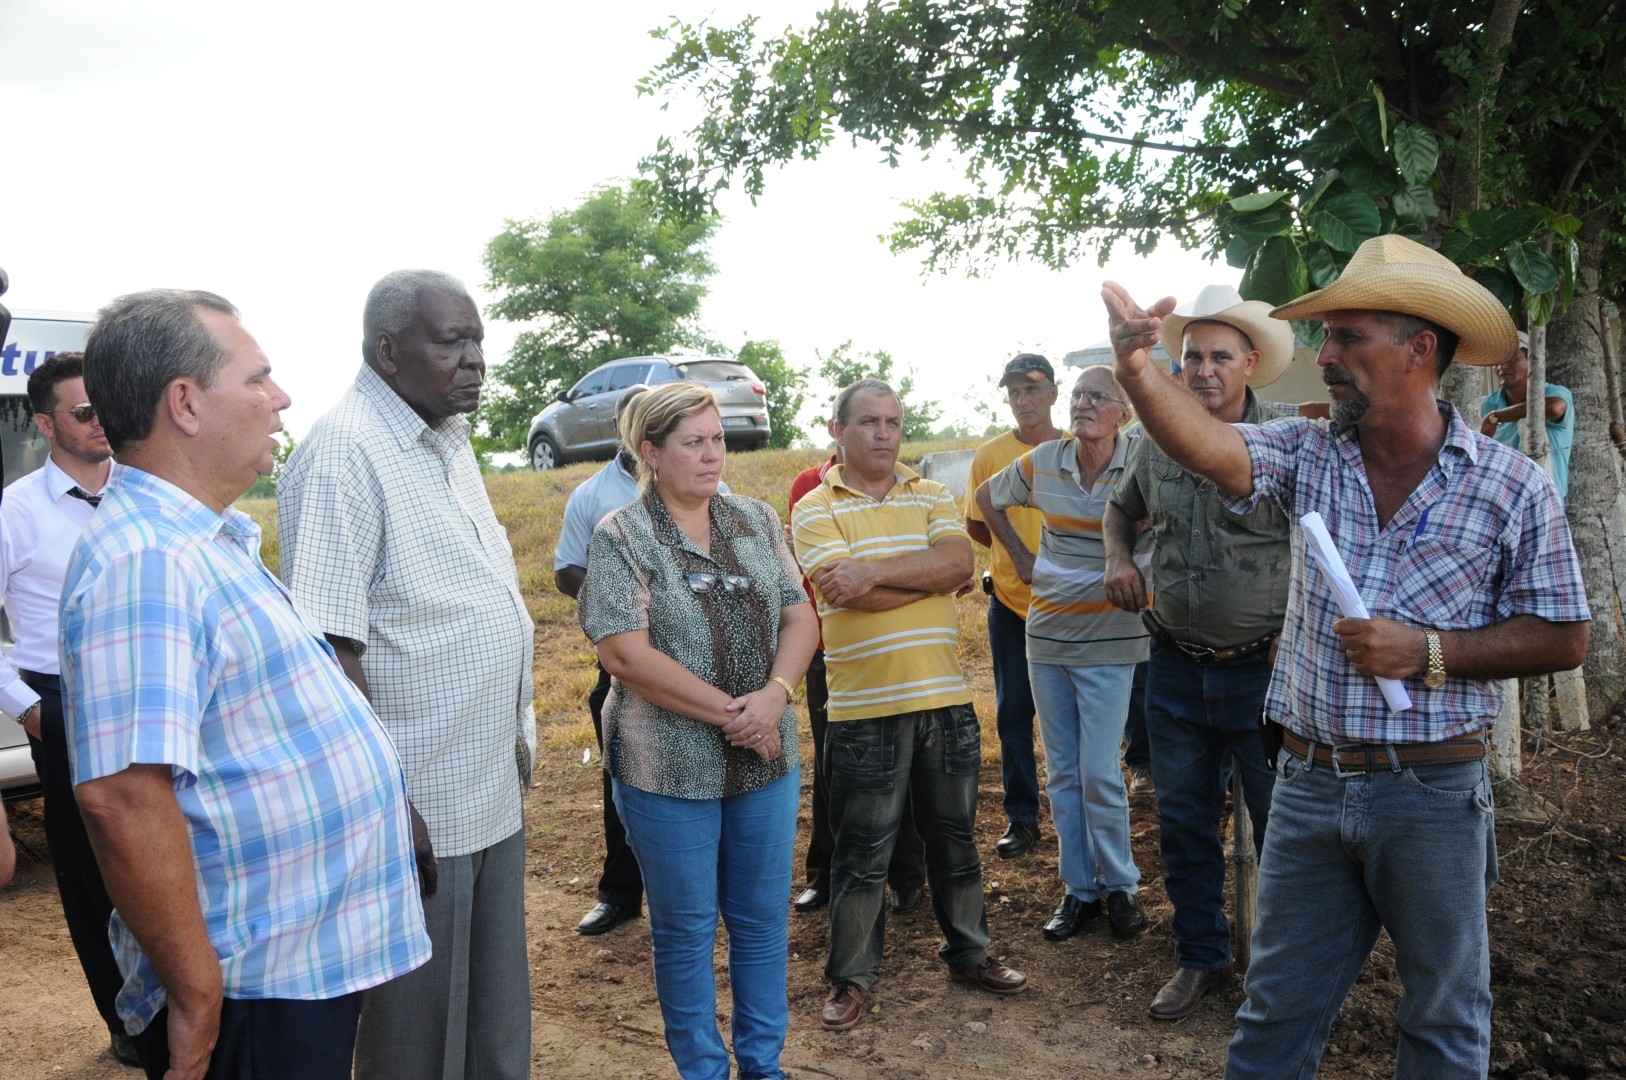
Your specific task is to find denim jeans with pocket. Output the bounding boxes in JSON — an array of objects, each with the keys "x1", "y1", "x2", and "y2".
[
  {"x1": 613, "y1": 770, "x2": 799, "y2": 1080},
  {"x1": 1225, "y1": 746, "x2": 1496, "y2": 1080},
  {"x1": 824, "y1": 704, "x2": 992, "y2": 988}
]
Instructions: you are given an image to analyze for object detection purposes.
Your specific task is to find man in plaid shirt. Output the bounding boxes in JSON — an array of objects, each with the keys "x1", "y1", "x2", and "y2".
[{"x1": 1104, "y1": 234, "x2": 1590, "y2": 1080}]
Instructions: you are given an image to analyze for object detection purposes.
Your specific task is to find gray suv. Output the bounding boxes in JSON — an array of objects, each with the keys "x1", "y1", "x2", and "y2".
[{"x1": 527, "y1": 355, "x2": 771, "y2": 470}]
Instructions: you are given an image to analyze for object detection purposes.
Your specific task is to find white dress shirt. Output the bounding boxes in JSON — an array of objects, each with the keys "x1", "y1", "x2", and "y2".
[{"x1": 0, "y1": 457, "x2": 118, "y2": 718}]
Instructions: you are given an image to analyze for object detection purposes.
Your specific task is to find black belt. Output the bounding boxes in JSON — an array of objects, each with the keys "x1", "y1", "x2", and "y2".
[
  {"x1": 1141, "y1": 611, "x2": 1277, "y2": 665},
  {"x1": 19, "y1": 669, "x2": 60, "y2": 691},
  {"x1": 1281, "y1": 729, "x2": 1487, "y2": 774}
]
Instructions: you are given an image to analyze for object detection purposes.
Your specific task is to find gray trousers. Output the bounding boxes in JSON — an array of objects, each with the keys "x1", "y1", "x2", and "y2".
[{"x1": 354, "y1": 827, "x2": 531, "y2": 1080}]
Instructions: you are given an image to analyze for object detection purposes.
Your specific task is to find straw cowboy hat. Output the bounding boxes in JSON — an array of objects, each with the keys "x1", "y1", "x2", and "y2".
[
  {"x1": 1270, "y1": 234, "x2": 1518, "y2": 367},
  {"x1": 1161, "y1": 284, "x2": 1296, "y2": 388}
]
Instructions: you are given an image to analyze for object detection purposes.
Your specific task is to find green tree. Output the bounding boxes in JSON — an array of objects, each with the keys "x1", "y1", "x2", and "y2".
[
  {"x1": 817, "y1": 341, "x2": 942, "y2": 441},
  {"x1": 640, "y1": 1, "x2": 1626, "y2": 716},
  {"x1": 736, "y1": 339, "x2": 810, "y2": 448},
  {"x1": 479, "y1": 183, "x2": 719, "y2": 456}
]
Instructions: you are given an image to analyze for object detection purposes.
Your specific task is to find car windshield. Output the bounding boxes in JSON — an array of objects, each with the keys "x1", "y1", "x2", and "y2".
[{"x1": 674, "y1": 361, "x2": 753, "y2": 382}]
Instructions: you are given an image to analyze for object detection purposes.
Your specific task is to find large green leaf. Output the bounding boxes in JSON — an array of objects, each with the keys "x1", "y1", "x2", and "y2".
[
  {"x1": 1506, "y1": 241, "x2": 1559, "y2": 295},
  {"x1": 1391, "y1": 123, "x2": 1440, "y2": 185},
  {"x1": 1292, "y1": 319, "x2": 1327, "y2": 352},
  {"x1": 1224, "y1": 233, "x2": 1257, "y2": 269},
  {"x1": 1228, "y1": 203, "x2": 1295, "y2": 242},
  {"x1": 1241, "y1": 236, "x2": 1309, "y2": 306},
  {"x1": 1465, "y1": 208, "x2": 1544, "y2": 249},
  {"x1": 1309, "y1": 192, "x2": 1381, "y2": 253},
  {"x1": 1303, "y1": 241, "x2": 1347, "y2": 288},
  {"x1": 1390, "y1": 184, "x2": 1439, "y2": 230},
  {"x1": 1228, "y1": 190, "x2": 1292, "y2": 213},
  {"x1": 1351, "y1": 100, "x2": 1387, "y2": 161},
  {"x1": 1526, "y1": 289, "x2": 1555, "y2": 327},
  {"x1": 1340, "y1": 158, "x2": 1401, "y2": 200},
  {"x1": 1469, "y1": 266, "x2": 1520, "y2": 314}
]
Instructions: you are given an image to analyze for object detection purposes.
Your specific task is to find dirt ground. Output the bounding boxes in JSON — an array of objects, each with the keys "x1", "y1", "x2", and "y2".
[{"x1": 4, "y1": 720, "x2": 1626, "y2": 1080}]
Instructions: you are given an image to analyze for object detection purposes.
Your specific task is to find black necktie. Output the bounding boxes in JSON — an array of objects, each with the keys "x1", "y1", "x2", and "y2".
[{"x1": 67, "y1": 487, "x2": 101, "y2": 508}]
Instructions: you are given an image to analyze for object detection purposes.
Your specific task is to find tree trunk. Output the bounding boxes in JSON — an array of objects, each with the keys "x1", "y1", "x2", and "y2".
[{"x1": 1546, "y1": 292, "x2": 1626, "y2": 722}]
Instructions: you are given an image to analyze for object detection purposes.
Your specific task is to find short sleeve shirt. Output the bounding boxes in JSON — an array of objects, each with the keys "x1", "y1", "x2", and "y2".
[
  {"x1": 1481, "y1": 383, "x2": 1575, "y2": 502},
  {"x1": 1111, "y1": 390, "x2": 1295, "y2": 647},
  {"x1": 1225, "y1": 404, "x2": 1589, "y2": 744},
  {"x1": 967, "y1": 430, "x2": 1045, "y2": 617},
  {"x1": 984, "y1": 433, "x2": 1150, "y2": 667},
  {"x1": 580, "y1": 492, "x2": 807, "y2": 799},
  {"x1": 277, "y1": 365, "x2": 536, "y2": 857},
  {"x1": 791, "y1": 465, "x2": 972, "y2": 721},
  {"x1": 62, "y1": 468, "x2": 430, "y2": 1033}
]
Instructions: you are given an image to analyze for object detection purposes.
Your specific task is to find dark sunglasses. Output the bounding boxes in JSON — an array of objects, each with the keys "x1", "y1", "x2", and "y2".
[
  {"x1": 57, "y1": 403, "x2": 97, "y2": 424},
  {"x1": 686, "y1": 572, "x2": 751, "y2": 595}
]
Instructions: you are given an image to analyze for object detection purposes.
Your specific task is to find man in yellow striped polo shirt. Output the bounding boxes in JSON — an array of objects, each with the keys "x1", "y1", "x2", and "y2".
[{"x1": 793, "y1": 378, "x2": 1029, "y2": 1032}]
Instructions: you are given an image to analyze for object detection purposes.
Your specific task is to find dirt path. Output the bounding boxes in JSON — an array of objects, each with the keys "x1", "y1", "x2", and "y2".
[{"x1": 4, "y1": 725, "x2": 1625, "y2": 1079}]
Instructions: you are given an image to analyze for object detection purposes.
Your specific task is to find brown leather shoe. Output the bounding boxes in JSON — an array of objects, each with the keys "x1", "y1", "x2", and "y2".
[
  {"x1": 1148, "y1": 963, "x2": 1235, "y2": 1020},
  {"x1": 948, "y1": 956, "x2": 1029, "y2": 995},
  {"x1": 822, "y1": 982, "x2": 869, "y2": 1030}
]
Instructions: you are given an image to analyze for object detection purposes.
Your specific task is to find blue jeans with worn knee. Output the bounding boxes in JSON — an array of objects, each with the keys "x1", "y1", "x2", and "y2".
[
  {"x1": 1145, "y1": 640, "x2": 1275, "y2": 971},
  {"x1": 613, "y1": 770, "x2": 798, "y2": 1080},
  {"x1": 988, "y1": 597, "x2": 1041, "y2": 825},
  {"x1": 825, "y1": 705, "x2": 992, "y2": 989},
  {"x1": 1027, "y1": 661, "x2": 1139, "y2": 900},
  {"x1": 1225, "y1": 747, "x2": 1497, "y2": 1080}
]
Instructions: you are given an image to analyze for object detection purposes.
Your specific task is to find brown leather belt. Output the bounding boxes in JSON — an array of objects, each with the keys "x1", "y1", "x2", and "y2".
[{"x1": 1282, "y1": 729, "x2": 1487, "y2": 774}]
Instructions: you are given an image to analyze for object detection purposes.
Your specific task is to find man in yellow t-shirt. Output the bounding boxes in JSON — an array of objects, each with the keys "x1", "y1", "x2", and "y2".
[
  {"x1": 965, "y1": 354, "x2": 1063, "y2": 860},
  {"x1": 793, "y1": 379, "x2": 1028, "y2": 1031}
]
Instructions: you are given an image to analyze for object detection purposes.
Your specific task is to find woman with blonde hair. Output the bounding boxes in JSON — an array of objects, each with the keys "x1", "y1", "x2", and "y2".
[{"x1": 579, "y1": 381, "x2": 817, "y2": 1080}]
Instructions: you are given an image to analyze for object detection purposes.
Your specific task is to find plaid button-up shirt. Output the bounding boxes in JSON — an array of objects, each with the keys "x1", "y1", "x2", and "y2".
[
  {"x1": 62, "y1": 467, "x2": 430, "y2": 1034},
  {"x1": 1226, "y1": 403, "x2": 1588, "y2": 745}
]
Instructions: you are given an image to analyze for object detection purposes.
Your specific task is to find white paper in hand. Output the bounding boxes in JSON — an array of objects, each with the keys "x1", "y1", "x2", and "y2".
[{"x1": 1299, "y1": 511, "x2": 1413, "y2": 713}]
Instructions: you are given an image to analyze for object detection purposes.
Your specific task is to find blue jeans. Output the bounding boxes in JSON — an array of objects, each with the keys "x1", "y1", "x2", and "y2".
[
  {"x1": 1027, "y1": 661, "x2": 1139, "y2": 900},
  {"x1": 613, "y1": 771, "x2": 799, "y2": 1080},
  {"x1": 988, "y1": 597, "x2": 1041, "y2": 824},
  {"x1": 1225, "y1": 748, "x2": 1497, "y2": 1080},
  {"x1": 825, "y1": 705, "x2": 992, "y2": 989},
  {"x1": 1144, "y1": 640, "x2": 1275, "y2": 972}
]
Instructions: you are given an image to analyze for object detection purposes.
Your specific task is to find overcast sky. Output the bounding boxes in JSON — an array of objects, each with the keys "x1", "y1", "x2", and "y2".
[{"x1": 3, "y1": 0, "x2": 1232, "y2": 445}]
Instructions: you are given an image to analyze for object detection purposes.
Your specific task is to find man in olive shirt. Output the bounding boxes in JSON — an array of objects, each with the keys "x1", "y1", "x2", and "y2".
[{"x1": 1102, "y1": 287, "x2": 1296, "y2": 1021}]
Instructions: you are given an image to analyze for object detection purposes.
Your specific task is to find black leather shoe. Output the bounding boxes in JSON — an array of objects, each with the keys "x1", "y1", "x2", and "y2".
[
  {"x1": 111, "y1": 1033, "x2": 141, "y2": 1068},
  {"x1": 995, "y1": 821, "x2": 1041, "y2": 859},
  {"x1": 794, "y1": 886, "x2": 827, "y2": 913},
  {"x1": 577, "y1": 901, "x2": 635, "y2": 935},
  {"x1": 1041, "y1": 894, "x2": 1103, "y2": 940},
  {"x1": 1149, "y1": 963, "x2": 1235, "y2": 1020},
  {"x1": 890, "y1": 885, "x2": 924, "y2": 914},
  {"x1": 1106, "y1": 890, "x2": 1147, "y2": 938}
]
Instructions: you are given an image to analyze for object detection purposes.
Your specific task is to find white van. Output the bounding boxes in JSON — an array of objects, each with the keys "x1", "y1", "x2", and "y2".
[{"x1": 0, "y1": 311, "x2": 94, "y2": 797}]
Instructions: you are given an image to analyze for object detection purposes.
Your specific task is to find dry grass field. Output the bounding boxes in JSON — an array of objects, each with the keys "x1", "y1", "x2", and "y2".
[{"x1": 6, "y1": 440, "x2": 1622, "y2": 1078}]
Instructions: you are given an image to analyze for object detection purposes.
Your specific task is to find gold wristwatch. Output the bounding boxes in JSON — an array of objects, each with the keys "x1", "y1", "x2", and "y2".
[{"x1": 1422, "y1": 629, "x2": 1447, "y2": 689}]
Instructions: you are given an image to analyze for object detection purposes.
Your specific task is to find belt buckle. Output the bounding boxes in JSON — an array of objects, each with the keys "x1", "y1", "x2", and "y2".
[
  {"x1": 1330, "y1": 742, "x2": 1374, "y2": 777},
  {"x1": 1180, "y1": 640, "x2": 1218, "y2": 664}
]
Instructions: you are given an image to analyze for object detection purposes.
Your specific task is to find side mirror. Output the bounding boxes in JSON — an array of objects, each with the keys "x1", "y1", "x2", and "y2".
[{"x1": 555, "y1": 389, "x2": 571, "y2": 404}]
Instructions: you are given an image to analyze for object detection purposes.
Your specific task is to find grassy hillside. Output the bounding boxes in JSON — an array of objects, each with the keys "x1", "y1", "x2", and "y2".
[{"x1": 239, "y1": 436, "x2": 999, "y2": 756}]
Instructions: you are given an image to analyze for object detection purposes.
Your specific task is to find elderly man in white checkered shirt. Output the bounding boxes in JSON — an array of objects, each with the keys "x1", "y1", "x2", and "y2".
[
  {"x1": 278, "y1": 270, "x2": 536, "y2": 1080},
  {"x1": 1104, "y1": 235, "x2": 1590, "y2": 1080}
]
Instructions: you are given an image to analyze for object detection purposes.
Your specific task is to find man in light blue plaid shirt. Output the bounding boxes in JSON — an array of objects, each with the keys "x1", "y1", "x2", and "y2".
[
  {"x1": 65, "y1": 290, "x2": 431, "y2": 1080},
  {"x1": 1105, "y1": 235, "x2": 1590, "y2": 1080}
]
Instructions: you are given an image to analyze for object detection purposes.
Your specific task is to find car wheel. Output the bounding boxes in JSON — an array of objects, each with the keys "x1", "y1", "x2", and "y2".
[{"x1": 530, "y1": 435, "x2": 561, "y2": 471}]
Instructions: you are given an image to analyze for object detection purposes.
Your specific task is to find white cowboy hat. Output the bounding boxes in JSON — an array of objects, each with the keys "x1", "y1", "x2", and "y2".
[
  {"x1": 1161, "y1": 284, "x2": 1296, "y2": 388},
  {"x1": 1270, "y1": 234, "x2": 1518, "y2": 367}
]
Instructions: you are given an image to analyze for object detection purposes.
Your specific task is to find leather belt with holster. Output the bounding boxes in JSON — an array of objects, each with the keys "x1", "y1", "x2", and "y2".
[
  {"x1": 1281, "y1": 728, "x2": 1488, "y2": 774},
  {"x1": 1141, "y1": 611, "x2": 1277, "y2": 665}
]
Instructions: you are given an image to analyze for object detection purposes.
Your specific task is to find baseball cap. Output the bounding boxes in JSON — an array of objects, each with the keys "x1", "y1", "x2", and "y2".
[{"x1": 999, "y1": 353, "x2": 1055, "y2": 387}]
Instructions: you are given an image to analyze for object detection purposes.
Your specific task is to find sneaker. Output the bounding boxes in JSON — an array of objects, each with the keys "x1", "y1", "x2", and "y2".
[
  {"x1": 1129, "y1": 766, "x2": 1154, "y2": 796},
  {"x1": 1107, "y1": 890, "x2": 1147, "y2": 938}
]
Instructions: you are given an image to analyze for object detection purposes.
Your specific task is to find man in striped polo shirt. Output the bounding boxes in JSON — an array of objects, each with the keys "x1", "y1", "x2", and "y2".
[{"x1": 793, "y1": 379, "x2": 1029, "y2": 1032}]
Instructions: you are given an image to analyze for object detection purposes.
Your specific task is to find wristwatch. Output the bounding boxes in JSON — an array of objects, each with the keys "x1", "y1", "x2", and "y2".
[
  {"x1": 18, "y1": 702, "x2": 39, "y2": 726},
  {"x1": 1422, "y1": 630, "x2": 1447, "y2": 689}
]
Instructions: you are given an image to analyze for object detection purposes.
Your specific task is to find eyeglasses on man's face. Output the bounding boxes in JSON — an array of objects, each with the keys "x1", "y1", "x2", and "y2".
[
  {"x1": 1069, "y1": 389, "x2": 1126, "y2": 409},
  {"x1": 686, "y1": 572, "x2": 752, "y2": 595},
  {"x1": 56, "y1": 403, "x2": 97, "y2": 424}
]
